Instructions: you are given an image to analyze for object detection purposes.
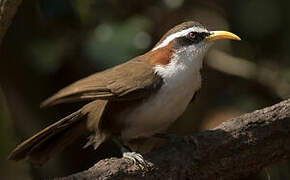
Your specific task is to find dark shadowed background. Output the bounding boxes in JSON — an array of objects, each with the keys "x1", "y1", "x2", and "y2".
[{"x1": 0, "y1": 0, "x2": 290, "y2": 179}]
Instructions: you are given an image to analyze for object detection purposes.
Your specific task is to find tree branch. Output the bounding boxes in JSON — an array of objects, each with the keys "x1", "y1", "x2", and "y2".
[
  {"x1": 56, "y1": 99, "x2": 290, "y2": 180},
  {"x1": 0, "y1": 0, "x2": 22, "y2": 45}
]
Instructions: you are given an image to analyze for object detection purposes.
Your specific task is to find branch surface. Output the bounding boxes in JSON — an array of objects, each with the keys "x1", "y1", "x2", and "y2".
[
  {"x1": 57, "y1": 99, "x2": 290, "y2": 180},
  {"x1": 0, "y1": 0, "x2": 22, "y2": 45}
]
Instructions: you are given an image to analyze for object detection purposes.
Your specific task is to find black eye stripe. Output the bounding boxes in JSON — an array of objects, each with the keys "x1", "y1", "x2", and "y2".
[
  {"x1": 175, "y1": 32, "x2": 210, "y2": 47},
  {"x1": 187, "y1": 32, "x2": 210, "y2": 41}
]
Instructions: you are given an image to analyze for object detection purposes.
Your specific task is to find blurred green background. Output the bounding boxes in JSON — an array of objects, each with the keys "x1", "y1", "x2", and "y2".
[{"x1": 0, "y1": 0, "x2": 290, "y2": 179}]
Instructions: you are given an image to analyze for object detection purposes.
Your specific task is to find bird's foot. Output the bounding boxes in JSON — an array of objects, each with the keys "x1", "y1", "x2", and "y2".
[
  {"x1": 122, "y1": 151, "x2": 151, "y2": 169},
  {"x1": 123, "y1": 151, "x2": 144, "y2": 164}
]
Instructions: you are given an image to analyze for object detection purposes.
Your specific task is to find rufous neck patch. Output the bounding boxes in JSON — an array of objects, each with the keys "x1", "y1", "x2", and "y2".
[{"x1": 149, "y1": 42, "x2": 175, "y2": 66}]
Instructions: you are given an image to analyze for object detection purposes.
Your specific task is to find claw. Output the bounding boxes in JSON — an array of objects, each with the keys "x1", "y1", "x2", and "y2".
[
  {"x1": 122, "y1": 151, "x2": 151, "y2": 169},
  {"x1": 113, "y1": 137, "x2": 151, "y2": 168},
  {"x1": 123, "y1": 152, "x2": 144, "y2": 164}
]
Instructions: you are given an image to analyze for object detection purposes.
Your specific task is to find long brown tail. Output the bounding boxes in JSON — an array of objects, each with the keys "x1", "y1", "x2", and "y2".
[
  {"x1": 8, "y1": 100, "x2": 108, "y2": 165},
  {"x1": 8, "y1": 110, "x2": 89, "y2": 165}
]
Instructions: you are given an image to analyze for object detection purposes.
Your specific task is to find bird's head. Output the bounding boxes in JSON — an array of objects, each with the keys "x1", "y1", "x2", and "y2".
[{"x1": 149, "y1": 21, "x2": 240, "y2": 78}]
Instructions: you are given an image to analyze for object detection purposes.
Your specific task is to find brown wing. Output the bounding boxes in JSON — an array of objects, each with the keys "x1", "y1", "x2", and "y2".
[{"x1": 41, "y1": 55, "x2": 163, "y2": 107}]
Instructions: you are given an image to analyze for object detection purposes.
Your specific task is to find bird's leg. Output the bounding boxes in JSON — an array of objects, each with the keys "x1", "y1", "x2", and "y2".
[{"x1": 112, "y1": 137, "x2": 147, "y2": 167}]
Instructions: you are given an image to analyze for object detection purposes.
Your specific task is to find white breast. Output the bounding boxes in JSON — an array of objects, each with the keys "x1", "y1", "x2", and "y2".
[{"x1": 120, "y1": 48, "x2": 204, "y2": 141}]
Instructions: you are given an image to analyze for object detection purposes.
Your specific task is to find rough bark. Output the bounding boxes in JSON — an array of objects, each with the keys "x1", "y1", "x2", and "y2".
[
  {"x1": 55, "y1": 99, "x2": 290, "y2": 180},
  {"x1": 0, "y1": 0, "x2": 22, "y2": 45}
]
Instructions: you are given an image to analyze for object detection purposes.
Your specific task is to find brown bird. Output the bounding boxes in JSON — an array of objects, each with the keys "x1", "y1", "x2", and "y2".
[{"x1": 9, "y1": 21, "x2": 240, "y2": 165}]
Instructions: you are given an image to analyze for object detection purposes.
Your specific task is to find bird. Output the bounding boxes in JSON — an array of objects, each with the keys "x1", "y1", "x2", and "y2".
[{"x1": 8, "y1": 21, "x2": 240, "y2": 165}]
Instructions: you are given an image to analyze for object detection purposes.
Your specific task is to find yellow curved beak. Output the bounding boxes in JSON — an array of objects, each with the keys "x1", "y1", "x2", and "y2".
[{"x1": 205, "y1": 31, "x2": 241, "y2": 42}]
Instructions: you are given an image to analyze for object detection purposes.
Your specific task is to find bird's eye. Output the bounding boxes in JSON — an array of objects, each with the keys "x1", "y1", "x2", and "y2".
[
  {"x1": 181, "y1": 31, "x2": 208, "y2": 46},
  {"x1": 188, "y1": 32, "x2": 197, "y2": 40}
]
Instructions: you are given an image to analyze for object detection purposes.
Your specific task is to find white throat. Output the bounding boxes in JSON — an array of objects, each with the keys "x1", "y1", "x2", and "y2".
[
  {"x1": 154, "y1": 42, "x2": 208, "y2": 80},
  {"x1": 120, "y1": 45, "x2": 208, "y2": 140}
]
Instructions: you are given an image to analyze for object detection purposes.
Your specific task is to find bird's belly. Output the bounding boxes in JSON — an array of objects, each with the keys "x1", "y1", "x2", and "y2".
[{"x1": 119, "y1": 74, "x2": 201, "y2": 141}]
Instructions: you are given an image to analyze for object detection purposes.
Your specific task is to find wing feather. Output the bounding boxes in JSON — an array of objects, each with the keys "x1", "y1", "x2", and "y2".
[{"x1": 41, "y1": 55, "x2": 162, "y2": 107}]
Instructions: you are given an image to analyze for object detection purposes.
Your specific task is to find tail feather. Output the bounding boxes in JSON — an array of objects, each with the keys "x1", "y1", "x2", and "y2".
[
  {"x1": 8, "y1": 111, "x2": 87, "y2": 165},
  {"x1": 28, "y1": 119, "x2": 88, "y2": 165},
  {"x1": 8, "y1": 100, "x2": 109, "y2": 165}
]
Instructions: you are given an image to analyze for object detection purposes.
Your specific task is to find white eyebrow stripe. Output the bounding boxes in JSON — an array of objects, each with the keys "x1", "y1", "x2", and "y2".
[{"x1": 152, "y1": 27, "x2": 206, "y2": 51}]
